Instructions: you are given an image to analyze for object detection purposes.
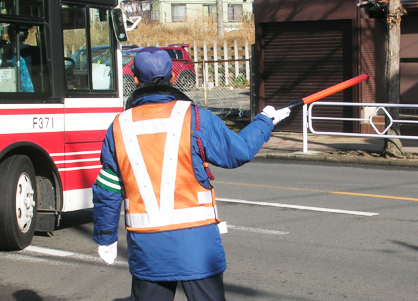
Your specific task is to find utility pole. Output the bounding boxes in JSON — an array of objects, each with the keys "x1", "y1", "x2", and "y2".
[
  {"x1": 384, "y1": 0, "x2": 407, "y2": 158},
  {"x1": 217, "y1": 0, "x2": 224, "y2": 39}
]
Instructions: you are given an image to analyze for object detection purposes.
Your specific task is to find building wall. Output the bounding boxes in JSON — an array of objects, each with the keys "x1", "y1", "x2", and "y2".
[
  {"x1": 153, "y1": 0, "x2": 253, "y2": 25},
  {"x1": 254, "y1": 0, "x2": 357, "y2": 23}
]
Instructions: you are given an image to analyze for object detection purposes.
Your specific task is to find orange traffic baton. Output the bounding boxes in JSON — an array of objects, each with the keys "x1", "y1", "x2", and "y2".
[{"x1": 279, "y1": 73, "x2": 369, "y2": 111}]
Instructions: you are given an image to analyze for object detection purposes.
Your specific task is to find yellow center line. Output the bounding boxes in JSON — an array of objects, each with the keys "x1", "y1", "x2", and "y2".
[{"x1": 212, "y1": 181, "x2": 418, "y2": 202}]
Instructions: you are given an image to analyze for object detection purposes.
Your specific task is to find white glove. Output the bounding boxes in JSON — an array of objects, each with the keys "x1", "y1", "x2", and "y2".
[
  {"x1": 262, "y1": 106, "x2": 291, "y2": 126},
  {"x1": 98, "y1": 241, "x2": 117, "y2": 265}
]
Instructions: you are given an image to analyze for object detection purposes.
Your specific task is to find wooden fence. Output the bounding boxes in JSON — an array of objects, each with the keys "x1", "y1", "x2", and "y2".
[{"x1": 139, "y1": 40, "x2": 252, "y2": 85}]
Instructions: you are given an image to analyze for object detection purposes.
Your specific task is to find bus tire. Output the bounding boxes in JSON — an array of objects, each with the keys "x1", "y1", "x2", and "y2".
[{"x1": 0, "y1": 155, "x2": 38, "y2": 251}]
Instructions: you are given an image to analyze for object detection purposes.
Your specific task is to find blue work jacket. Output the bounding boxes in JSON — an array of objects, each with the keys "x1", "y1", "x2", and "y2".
[{"x1": 93, "y1": 86, "x2": 273, "y2": 281}]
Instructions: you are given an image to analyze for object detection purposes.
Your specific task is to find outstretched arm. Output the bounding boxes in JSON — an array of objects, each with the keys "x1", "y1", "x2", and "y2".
[{"x1": 93, "y1": 125, "x2": 123, "y2": 251}]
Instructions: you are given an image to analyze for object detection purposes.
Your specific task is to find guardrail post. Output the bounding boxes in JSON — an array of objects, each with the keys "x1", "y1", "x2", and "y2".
[{"x1": 303, "y1": 104, "x2": 308, "y2": 153}]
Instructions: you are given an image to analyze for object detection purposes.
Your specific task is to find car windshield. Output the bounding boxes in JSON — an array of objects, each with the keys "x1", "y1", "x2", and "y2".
[
  {"x1": 66, "y1": 46, "x2": 109, "y2": 70},
  {"x1": 164, "y1": 49, "x2": 183, "y2": 60},
  {"x1": 68, "y1": 45, "x2": 138, "y2": 69},
  {"x1": 122, "y1": 55, "x2": 134, "y2": 67}
]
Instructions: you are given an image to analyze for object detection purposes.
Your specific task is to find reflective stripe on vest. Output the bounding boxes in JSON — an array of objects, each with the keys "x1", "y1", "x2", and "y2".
[{"x1": 115, "y1": 100, "x2": 219, "y2": 232}]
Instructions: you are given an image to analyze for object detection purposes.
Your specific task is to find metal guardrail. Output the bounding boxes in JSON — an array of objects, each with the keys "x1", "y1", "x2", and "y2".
[{"x1": 302, "y1": 102, "x2": 418, "y2": 153}]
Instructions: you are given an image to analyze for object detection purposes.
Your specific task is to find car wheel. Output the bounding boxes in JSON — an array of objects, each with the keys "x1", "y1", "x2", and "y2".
[
  {"x1": 0, "y1": 155, "x2": 37, "y2": 251},
  {"x1": 176, "y1": 71, "x2": 196, "y2": 91}
]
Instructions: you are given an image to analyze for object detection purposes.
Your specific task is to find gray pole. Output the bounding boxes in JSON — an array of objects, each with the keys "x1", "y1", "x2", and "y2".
[
  {"x1": 384, "y1": 0, "x2": 406, "y2": 158},
  {"x1": 217, "y1": 0, "x2": 224, "y2": 39}
]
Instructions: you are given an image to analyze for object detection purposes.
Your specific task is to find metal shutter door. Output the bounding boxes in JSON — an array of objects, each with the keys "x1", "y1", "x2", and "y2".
[{"x1": 260, "y1": 20, "x2": 353, "y2": 132}]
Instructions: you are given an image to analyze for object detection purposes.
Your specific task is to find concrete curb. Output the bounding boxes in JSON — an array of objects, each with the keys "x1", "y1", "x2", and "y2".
[{"x1": 255, "y1": 152, "x2": 418, "y2": 168}]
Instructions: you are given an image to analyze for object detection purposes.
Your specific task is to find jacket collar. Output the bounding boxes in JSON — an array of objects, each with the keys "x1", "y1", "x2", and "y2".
[{"x1": 126, "y1": 85, "x2": 193, "y2": 109}]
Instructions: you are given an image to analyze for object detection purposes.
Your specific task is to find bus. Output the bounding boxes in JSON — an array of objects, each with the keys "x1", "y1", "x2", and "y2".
[{"x1": 0, "y1": 0, "x2": 128, "y2": 251}]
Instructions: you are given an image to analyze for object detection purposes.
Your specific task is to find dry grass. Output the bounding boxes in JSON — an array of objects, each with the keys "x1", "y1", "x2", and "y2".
[{"x1": 125, "y1": 13, "x2": 254, "y2": 48}]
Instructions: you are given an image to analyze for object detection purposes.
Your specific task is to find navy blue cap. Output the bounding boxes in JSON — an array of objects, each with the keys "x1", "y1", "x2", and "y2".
[{"x1": 133, "y1": 47, "x2": 172, "y2": 83}]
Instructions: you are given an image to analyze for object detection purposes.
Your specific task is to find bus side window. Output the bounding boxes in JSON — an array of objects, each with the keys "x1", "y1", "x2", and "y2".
[
  {"x1": 0, "y1": 23, "x2": 49, "y2": 94},
  {"x1": 62, "y1": 6, "x2": 88, "y2": 90},
  {"x1": 90, "y1": 7, "x2": 114, "y2": 91},
  {"x1": 62, "y1": 6, "x2": 115, "y2": 91}
]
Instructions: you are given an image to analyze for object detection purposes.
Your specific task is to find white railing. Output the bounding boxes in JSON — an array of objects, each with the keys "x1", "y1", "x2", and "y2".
[{"x1": 303, "y1": 102, "x2": 418, "y2": 153}]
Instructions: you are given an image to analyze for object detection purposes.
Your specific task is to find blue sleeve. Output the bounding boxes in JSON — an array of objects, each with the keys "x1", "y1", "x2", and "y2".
[
  {"x1": 192, "y1": 106, "x2": 273, "y2": 170},
  {"x1": 92, "y1": 123, "x2": 123, "y2": 246}
]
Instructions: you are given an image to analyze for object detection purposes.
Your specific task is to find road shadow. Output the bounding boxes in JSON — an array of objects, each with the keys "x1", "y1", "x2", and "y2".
[
  {"x1": 112, "y1": 282, "x2": 317, "y2": 301},
  {"x1": 12, "y1": 290, "x2": 42, "y2": 301},
  {"x1": 390, "y1": 240, "x2": 418, "y2": 252},
  {"x1": 34, "y1": 209, "x2": 94, "y2": 238},
  {"x1": 56, "y1": 209, "x2": 94, "y2": 230}
]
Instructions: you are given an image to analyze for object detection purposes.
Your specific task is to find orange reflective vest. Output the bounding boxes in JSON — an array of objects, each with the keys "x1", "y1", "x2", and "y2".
[{"x1": 113, "y1": 100, "x2": 219, "y2": 233}]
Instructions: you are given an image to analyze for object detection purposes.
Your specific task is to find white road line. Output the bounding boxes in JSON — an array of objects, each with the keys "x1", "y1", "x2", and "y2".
[
  {"x1": 0, "y1": 246, "x2": 129, "y2": 268},
  {"x1": 228, "y1": 224, "x2": 289, "y2": 235},
  {"x1": 1, "y1": 252, "x2": 70, "y2": 266},
  {"x1": 216, "y1": 198, "x2": 379, "y2": 216},
  {"x1": 26, "y1": 245, "x2": 74, "y2": 257}
]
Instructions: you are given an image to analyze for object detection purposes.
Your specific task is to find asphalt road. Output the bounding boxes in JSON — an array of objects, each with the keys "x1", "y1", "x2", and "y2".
[{"x1": 1, "y1": 158, "x2": 417, "y2": 301}]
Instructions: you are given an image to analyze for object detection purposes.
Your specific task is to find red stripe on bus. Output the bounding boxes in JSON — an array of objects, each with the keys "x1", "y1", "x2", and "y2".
[
  {"x1": 0, "y1": 132, "x2": 65, "y2": 153},
  {"x1": 64, "y1": 168, "x2": 101, "y2": 190},
  {"x1": 65, "y1": 130, "x2": 107, "y2": 143},
  {"x1": 0, "y1": 107, "x2": 122, "y2": 115},
  {"x1": 0, "y1": 108, "x2": 64, "y2": 115},
  {"x1": 64, "y1": 107, "x2": 123, "y2": 114},
  {"x1": 65, "y1": 141, "x2": 103, "y2": 153}
]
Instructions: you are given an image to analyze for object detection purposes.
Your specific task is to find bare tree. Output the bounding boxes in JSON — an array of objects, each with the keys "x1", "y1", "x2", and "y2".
[
  {"x1": 383, "y1": 0, "x2": 407, "y2": 158},
  {"x1": 217, "y1": 0, "x2": 224, "y2": 39}
]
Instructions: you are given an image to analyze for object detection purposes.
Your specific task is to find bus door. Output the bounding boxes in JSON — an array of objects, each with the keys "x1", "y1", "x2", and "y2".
[{"x1": 61, "y1": 4, "x2": 123, "y2": 212}]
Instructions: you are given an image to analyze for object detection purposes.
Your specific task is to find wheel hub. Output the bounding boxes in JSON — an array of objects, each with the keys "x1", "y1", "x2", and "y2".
[{"x1": 15, "y1": 172, "x2": 35, "y2": 233}]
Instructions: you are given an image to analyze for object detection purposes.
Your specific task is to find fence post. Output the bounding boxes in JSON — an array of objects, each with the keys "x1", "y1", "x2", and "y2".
[
  {"x1": 214, "y1": 40, "x2": 219, "y2": 87},
  {"x1": 234, "y1": 40, "x2": 239, "y2": 79},
  {"x1": 224, "y1": 40, "x2": 229, "y2": 86},
  {"x1": 204, "y1": 41, "x2": 210, "y2": 88},
  {"x1": 303, "y1": 104, "x2": 308, "y2": 153},
  {"x1": 194, "y1": 40, "x2": 199, "y2": 87},
  {"x1": 203, "y1": 61, "x2": 208, "y2": 109},
  {"x1": 245, "y1": 40, "x2": 250, "y2": 81}
]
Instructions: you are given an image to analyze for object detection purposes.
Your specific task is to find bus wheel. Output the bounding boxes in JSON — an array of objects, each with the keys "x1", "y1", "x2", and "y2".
[{"x1": 0, "y1": 155, "x2": 38, "y2": 251}]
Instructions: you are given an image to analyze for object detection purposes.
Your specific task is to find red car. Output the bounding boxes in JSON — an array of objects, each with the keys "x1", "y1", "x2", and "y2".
[{"x1": 122, "y1": 44, "x2": 196, "y2": 95}]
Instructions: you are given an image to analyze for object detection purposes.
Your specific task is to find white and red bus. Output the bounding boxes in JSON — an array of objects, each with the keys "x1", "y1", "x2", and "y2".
[{"x1": 0, "y1": 0, "x2": 128, "y2": 250}]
